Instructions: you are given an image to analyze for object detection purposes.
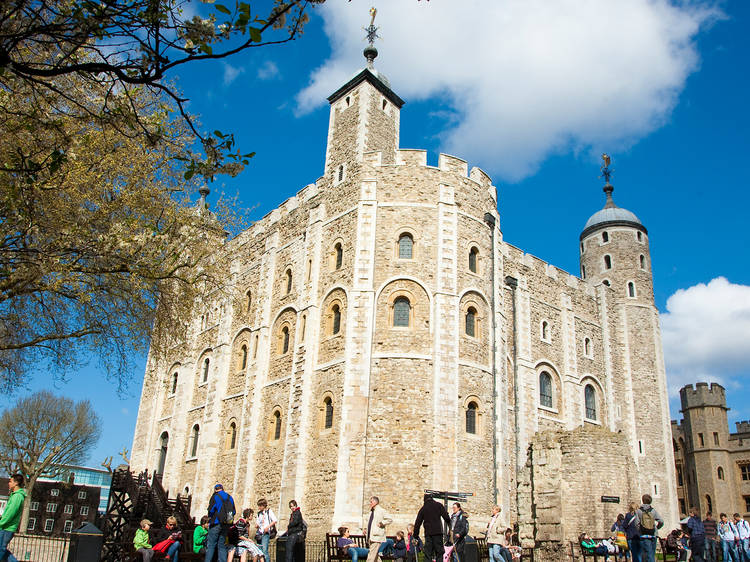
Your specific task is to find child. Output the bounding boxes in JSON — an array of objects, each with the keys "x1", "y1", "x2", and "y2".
[
  {"x1": 134, "y1": 519, "x2": 154, "y2": 562},
  {"x1": 337, "y1": 526, "x2": 370, "y2": 562},
  {"x1": 230, "y1": 509, "x2": 265, "y2": 562},
  {"x1": 502, "y1": 528, "x2": 522, "y2": 561},
  {"x1": 406, "y1": 523, "x2": 422, "y2": 562},
  {"x1": 193, "y1": 516, "x2": 209, "y2": 554},
  {"x1": 580, "y1": 532, "x2": 610, "y2": 560},
  {"x1": 393, "y1": 531, "x2": 407, "y2": 562}
]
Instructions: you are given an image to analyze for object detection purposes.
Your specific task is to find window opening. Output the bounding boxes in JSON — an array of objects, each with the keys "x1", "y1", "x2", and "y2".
[
  {"x1": 335, "y1": 243, "x2": 343, "y2": 269},
  {"x1": 190, "y1": 424, "x2": 200, "y2": 457},
  {"x1": 338, "y1": 165, "x2": 344, "y2": 182},
  {"x1": 541, "y1": 321, "x2": 550, "y2": 341},
  {"x1": 469, "y1": 247, "x2": 479, "y2": 273},
  {"x1": 640, "y1": 255, "x2": 646, "y2": 269},
  {"x1": 628, "y1": 282, "x2": 636, "y2": 298},
  {"x1": 718, "y1": 466, "x2": 725, "y2": 480},
  {"x1": 466, "y1": 402, "x2": 477, "y2": 434},
  {"x1": 229, "y1": 422, "x2": 237, "y2": 449},
  {"x1": 171, "y1": 373, "x2": 178, "y2": 394},
  {"x1": 240, "y1": 345, "x2": 248, "y2": 370},
  {"x1": 539, "y1": 372, "x2": 553, "y2": 409},
  {"x1": 274, "y1": 411, "x2": 282, "y2": 440},
  {"x1": 584, "y1": 384, "x2": 597, "y2": 420},
  {"x1": 584, "y1": 337, "x2": 592, "y2": 357},
  {"x1": 393, "y1": 297, "x2": 410, "y2": 327},
  {"x1": 324, "y1": 397, "x2": 333, "y2": 429},
  {"x1": 713, "y1": 432, "x2": 719, "y2": 446},
  {"x1": 202, "y1": 358, "x2": 209, "y2": 382},
  {"x1": 285, "y1": 269, "x2": 292, "y2": 294},
  {"x1": 282, "y1": 326, "x2": 290, "y2": 354},
  {"x1": 332, "y1": 305, "x2": 341, "y2": 335},
  {"x1": 398, "y1": 234, "x2": 413, "y2": 259},
  {"x1": 465, "y1": 307, "x2": 476, "y2": 337},
  {"x1": 602, "y1": 231, "x2": 609, "y2": 242},
  {"x1": 604, "y1": 255, "x2": 612, "y2": 270}
]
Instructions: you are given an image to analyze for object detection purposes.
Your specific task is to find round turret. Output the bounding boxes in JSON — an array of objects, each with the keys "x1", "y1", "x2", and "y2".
[{"x1": 579, "y1": 181, "x2": 653, "y2": 303}]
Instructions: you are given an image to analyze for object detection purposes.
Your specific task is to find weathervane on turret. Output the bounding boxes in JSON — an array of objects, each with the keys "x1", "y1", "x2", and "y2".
[
  {"x1": 600, "y1": 153, "x2": 616, "y2": 208},
  {"x1": 363, "y1": 7, "x2": 380, "y2": 67}
]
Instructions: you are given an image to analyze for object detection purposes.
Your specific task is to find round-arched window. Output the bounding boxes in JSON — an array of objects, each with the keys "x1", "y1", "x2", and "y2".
[
  {"x1": 466, "y1": 402, "x2": 478, "y2": 434},
  {"x1": 465, "y1": 307, "x2": 476, "y2": 337},
  {"x1": 398, "y1": 234, "x2": 413, "y2": 259},
  {"x1": 539, "y1": 372, "x2": 553, "y2": 408},
  {"x1": 393, "y1": 297, "x2": 411, "y2": 327},
  {"x1": 584, "y1": 384, "x2": 597, "y2": 420}
]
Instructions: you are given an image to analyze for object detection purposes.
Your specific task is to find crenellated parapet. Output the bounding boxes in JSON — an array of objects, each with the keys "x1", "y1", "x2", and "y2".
[{"x1": 679, "y1": 382, "x2": 728, "y2": 411}]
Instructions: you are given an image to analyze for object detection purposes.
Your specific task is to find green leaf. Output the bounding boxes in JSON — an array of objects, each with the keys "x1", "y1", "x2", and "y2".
[
  {"x1": 215, "y1": 4, "x2": 231, "y2": 14},
  {"x1": 184, "y1": 170, "x2": 195, "y2": 180},
  {"x1": 249, "y1": 27, "x2": 262, "y2": 42}
]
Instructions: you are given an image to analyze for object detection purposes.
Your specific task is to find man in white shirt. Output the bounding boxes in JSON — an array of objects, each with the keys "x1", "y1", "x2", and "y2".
[
  {"x1": 257, "y1": 498, "x2": 278, "y2": 562},
  {"x1": 733, "y1": 513, "x2": 750, "y2": 562},
  {"x1": 718, "y1": 513, "x2": 739, "y2": 562}
]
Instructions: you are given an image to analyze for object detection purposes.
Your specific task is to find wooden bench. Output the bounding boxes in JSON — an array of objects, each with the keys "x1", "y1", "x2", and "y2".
[
  {"x1": 658, "y1": 537, "x2": 679, "y2": 562},
  {"x1": 326, "y1": 533, "x2": 399, "y2": 562},
  {"x1": 568, "y1": 537, "x2": 624, "y2": 561},
  {"x1": 472, "y1": 535, "x2": 529, "y2": 561}
]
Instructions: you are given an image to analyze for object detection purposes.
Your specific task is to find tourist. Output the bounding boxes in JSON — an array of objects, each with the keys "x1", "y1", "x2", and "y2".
[
  {"x1": 686, "y1": 506, "x2": 706, "y2": 562},
  {"x1": 624, "y1": 502, "x2": 641, "y2": 562},
  {"x1": 611, "y1": 513, "x2": 629, "y2": 561},
  {"x1": 414, "y1": 494, "x2": 450, "y2": 562},
  {"x1": 486, "y1": 506, "x2": 510, "y2": 562},
  {"x1": 284, "y1": 499, "x2": 305, "y2": 562},
  {"x1": 0, "y1": 474, "x2": 27, "y2": 562},
  {"x1": 392, "y1": 531, "x2": 407, "y2": 562},
  {"x1": 230, "y1": 508, "x2": 264, "y2": 562},
  {"x1": 734, "y1": 513, "x2": 750, "y2": 562},
  {"x1": 193, "y1": 516, "x2": 210, "y2": 555},
  {"x1": 718, "y1": 513, "x2": 739, "y2": 562},
  {"x1": 257, "y1": 499, "x2": 278, "y2": 562},
  {"x1": 449, "y1": 503, "x2": 468, "y2": 562},
  {"x1": 337, "y1": 526, "x2": 370, "y2": 562},
  {"x1": 501, "y1": 529, "x2": 522, "y2": 561},
  {"x1": 204, "y1": 483, "x2": 236, "y2": 562},
  {"x1": 406, "y1": 523, "x2": 422, "y2": 562},
  {"x1": 703, "y1": 511, "x2": 718, "y2": 562},
  {"x1": 636, "y1": 494, "x2": 664, "y2": 562},
  {"x1": 134, "y1": 519, "x2": 155, "y2": 562},
  {"x1": 150, "y1": 516, "x2": 182, "y2": 562},
  {"x1": 580, "y1": 532, "x2": 610, "y2": 558},
  {"x1": 366, "y1": 496, "x2": 392, "y2": 562},
  {"x1": 667, "y1": 529, "x2": 688, "y2": 561}
]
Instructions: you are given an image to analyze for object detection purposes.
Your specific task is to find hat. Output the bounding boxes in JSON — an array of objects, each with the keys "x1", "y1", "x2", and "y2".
[{"x1": 215, "y1": 483, "x2": 223, "y2": 490}]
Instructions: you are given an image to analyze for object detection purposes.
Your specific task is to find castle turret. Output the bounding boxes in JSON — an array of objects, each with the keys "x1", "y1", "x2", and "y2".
[{"x1": 579, "y1": 158, "x2": 678, "y2": 528}]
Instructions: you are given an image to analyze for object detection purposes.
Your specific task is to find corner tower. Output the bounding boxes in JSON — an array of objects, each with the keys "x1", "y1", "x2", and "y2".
[{"x1": 580, "y1": 157, "x2": 678, "y2": 527}]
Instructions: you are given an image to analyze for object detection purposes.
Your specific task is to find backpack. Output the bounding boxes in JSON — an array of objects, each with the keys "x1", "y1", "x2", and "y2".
[
  {"x1": 640, "y1": 507, "x2": 656, "y2": 536},
  {"x1": 217, "y1": 493, "x2": 236, "y2": 525},
  {"x1": 299, "y1": 519, "x2": 308, "y2": 541}
]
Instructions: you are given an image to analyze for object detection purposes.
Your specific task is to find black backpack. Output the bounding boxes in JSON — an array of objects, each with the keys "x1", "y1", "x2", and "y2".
[{"x1": 217, "y1": 493, "x2": 236, "y2": 525}]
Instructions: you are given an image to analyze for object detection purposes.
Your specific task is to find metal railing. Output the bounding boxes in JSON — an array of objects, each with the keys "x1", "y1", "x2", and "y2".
[{"x1": 5, "y1": 533, "x2": 71, "y2": 562}]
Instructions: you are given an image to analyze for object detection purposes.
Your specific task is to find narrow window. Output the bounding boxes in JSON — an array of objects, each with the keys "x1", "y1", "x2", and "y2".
[
  {"x1": 602, "y1": 231, "x2": 609, "y2": 243},
  {"x1": 398, "y1": 234, "x2": 413, "y2": 259},
  {"x1": 324, "y1": 397, "x2": 333, "y2": 429},
  {"x1": 706, "y1": 494, "x2": 713, "y2": 513},
  {"x1": 335, "y1": 243, "x2": 343, "y2": 269},
  {"x1": 580, "y1": 242, "x2": 584, "y2": 253},
  {"x1": 604, "y1": 255, "x2": 612, "y2": 270},
  {"x1": 677, "y1": 466, "x2": 683, "y2": 487},
  {"x1": 273, "y1": 411, "x2": 282, "y2": 440},
  {"x1": 382, "y1": 99, "x2": 387, "y2": 110},
  {"x1": 541, "y1": 321, "x2": 549, "y2": 341},
  {"x1": 229, "y1": 422, "x2": 237, "y2": 449},
  {"x1": 639, "y1": 255, "x2": 646, "y2": 269},
  {"x1": 637, "y1": 231, "x2": 643, "y2": 242},
  {"x1": 253, "y1": 334, "x2": 258, "y2": 359},
  {"x1": 584, "y1": 384, "x2": 597, "y2": 420},
  {"x1": 281, "y1": 326, "x2": 290, "y2": 354},
  {"x1": 581, "y1": 265, "x2": 586, "y2": 279},
  {"x1": 713, "y1": 432, "x2": 719, "y2": 446},
  {"x1": 285, "y1": 269, "x2": 292, "y2": 294},
  {"x1": 717, "y1": 466, "x2": 724, "y2": 480},
  {"x1": 332, "y1": 304, "x2": 341, "y2": 335},
  {"x1": 584, "y1": 337, "x2": 592, "y2": 357},
  {"x1": 345, "y1": 96, "x2": 350, "y2": 107},
  {"x1": 190, "y1": 424, "x2": 200, "y2": 457},
  {"x1": 466, "y1": 402, "x2": 477, "y2": 434},
  {"x1": 245, "y1": 290, "x2": 252, "y2": 313},
  {"x1": 393, "y1": 297, "x2": 411, "y2": 327},
  {"x1": 300, "y1": 315, "x2": 306, "y2": 342},
  {"x1": 638, "y1": 440, "x2": 644, "y2": 454},
  {"x1": 171, "y1": 372, "x2": 178, "y2": 394},
  {"x1": 539, "y1": 372, "x2": 553, "y2": 408},
  {"x1": 240, "y1": 344, "x2": 248, "y2": 370},
  {"x1": 698, "y1": 433, "x2": 704, "y2": 447},
  {"x1": 628, "y1": 282, "x2": 636, "y2": 298},
  {"x1": 465, "y1": 307, "x2": 476, "y2": 337},
  {"x1": 202, "y1": 358, "x2": 210, "y2": 383},
  {"x1": 306, "y1": 259, "x2": 312, "y2": 281},
  {"x1": 469, "y1": 247, "x2": 479, "y2": 273},
  {"x1": 338, "y1": 165, "x2": 344, "y2": 182},
  {"x1": 653, "y1": 484, "x2": 658, "y2": 496}
]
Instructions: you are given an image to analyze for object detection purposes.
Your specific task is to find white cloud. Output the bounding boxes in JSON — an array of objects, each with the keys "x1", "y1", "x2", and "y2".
[
  {"x1": 661, "y1": 277, "x2": 750, "y2": 395},
  {"x1": 296, "y1": 1, "x2": 720, "y2": 181},
  {"x1": 223, "y1": 62, "x2": 245, "y2": 86},
  {"x1": 257, "y1": 60, "x2": 280, "y2": 80}
]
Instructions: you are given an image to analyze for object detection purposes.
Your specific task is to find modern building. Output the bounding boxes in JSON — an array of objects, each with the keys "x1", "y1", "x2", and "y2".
[
  {"x1": 672, "y1": 382, "x2": 750, "y2": 518},
  {"x1": 36, "y1": 464, "x2": 112, "y2": 513},
  {"x1": 130, "y1": 38, "x2": 678, "y2": 546}
]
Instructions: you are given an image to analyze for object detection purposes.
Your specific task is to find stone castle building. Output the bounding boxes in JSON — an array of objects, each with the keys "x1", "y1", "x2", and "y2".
[
  {"x1": 672, "y1": 383, "x2": 750, "y2": 519},
  {"x1": 130, "y1": 45, "x2": 679, "y2": 544}
]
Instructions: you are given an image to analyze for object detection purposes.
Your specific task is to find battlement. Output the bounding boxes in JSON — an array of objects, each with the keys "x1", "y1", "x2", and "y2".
[
  {"x1": 679, "y1": 382, "x2": 727, "y2": 411},
  {"x1": 735, "y1": 421, "x2": 750, "y2": 435}
]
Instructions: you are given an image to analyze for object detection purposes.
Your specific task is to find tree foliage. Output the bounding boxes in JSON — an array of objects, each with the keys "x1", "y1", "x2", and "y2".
[
  {"x1": 0, "y1": 390, "x2": 101, "y2": 532},
  {"x1": 0, "y1": 0, "x2": 323, "y2": 178}
]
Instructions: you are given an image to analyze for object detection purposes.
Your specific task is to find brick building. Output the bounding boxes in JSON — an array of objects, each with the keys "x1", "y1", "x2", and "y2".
[
  {"x1": 672, "y1": 382, "x2": 750, "y2": 518},
  {"x1": 130, "y1": 43, "x2": 678, "y2": 547}
]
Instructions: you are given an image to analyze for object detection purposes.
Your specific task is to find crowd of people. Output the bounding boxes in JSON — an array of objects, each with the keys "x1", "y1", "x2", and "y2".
[{"x1": 578, "y1": 494, "x2": 750, "y2": 562}]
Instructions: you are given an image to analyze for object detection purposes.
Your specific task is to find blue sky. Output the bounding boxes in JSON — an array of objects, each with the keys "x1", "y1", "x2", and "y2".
[{"x1": 9, "y1": 0, "x2": 750, "y2": 466}]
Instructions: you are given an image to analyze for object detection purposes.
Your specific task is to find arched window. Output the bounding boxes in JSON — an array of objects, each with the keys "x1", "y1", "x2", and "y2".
[
  {"x1": 602, "y1": 231, "x2": 609, "y2": 243},
  {"x1": 628, "y1": 282, "x2": 636, "y2": 298},
  {"x1": 581, "y1": 265, "x2": 586, "y2": 279},
  {"x1": 706, "y1": 494, "x2": 713, "y2": 513},
  {"x1": 338, "y1": 164, "x2": 344, "y2": 182},
  {"x1": 639, "y1": 255, "x2": 646, "y2": 269},
  {"x1": 334, "y1": 243, "x2": 343, "y2": 270},
  {"x1": 245, "y1": 290, "x2": 252, "y2": 313},
  {"x1": 171, "y1": 372, "x2": 178, "y2": 395},
  {"x1": 393, "y1": 297, "x2": 411, "y2": 327},
  {"x1": 285, "y1": 269, "x2": 292, "y2": 294},
  {"x1": 253, "y1": 334, "x2": 258, "y2": 359},
  {"x1": 228, "y1": 421, "x2": 237, "y2": 450},
  {"x1": 539, "y1": 372, "x2": 553, "y2": 408},
  {"x1": 157, "y1": 432, "x2": 169, "y2": 476},
  {"x1": 202, "y1": 358, "x2": 210, "y2": 383},
  {"x1": 240, "y1": 345, "x2": 248, "y2": 370},
  {"x1": 190, "y1": 424, "x2": 200, "y2": 457},
  {"x1": 465, "y1": 307, "x2": 476, "y2": 337},
  {"x1": 273, "y1": 411, "x2": 282, "y2": 440},
  {"x1": 717, "y1": 466, "x2": 725, "y2": 480},
  {"x1": 584, "y1": 337, "x2": 592, "y2": 357},
  {"x1": 584, "y1": 384, "x2": 597, "y2": 421},
  {"x1": 281, "y1": 326, "x2": 290, "y2": 354},
  {"x1": 637, "y1": 231, "x2": 643, "y2": 242},
  {"x1": 300, "y1": 315, "x2": 306, "y2": 342},
  {"x1": 602, "y1": 279, "x2": 611, "y2": 287},
  {"x1": 382, "y1": 99, "x2": 387, "y2": 110},
  {"x1": 324, "y1": 397, "x2": 333, "y2": 429},
  {"x1": 469, "y1": 247, "x2": 479, "y2": 273},
  {"x1": 332, "y1": 304, "x2": 341, "y2": 335},
  {"x1": 466, "y1": 402, "x2": 477, "y2": 434},
  {"x1": 541, "y1": 321, "x2": 550, "y2": 341},
  {"x1": 398, "y1": 234, "x2": 413, "y2": 259},
  {"x1": 604, "y1": 255, "x2": 612, "y2": 270}
]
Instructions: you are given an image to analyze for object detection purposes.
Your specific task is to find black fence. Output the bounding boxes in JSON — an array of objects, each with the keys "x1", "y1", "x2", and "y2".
[{"x1": 5, "y1": 533, "x2": 71, "y2": 562}]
